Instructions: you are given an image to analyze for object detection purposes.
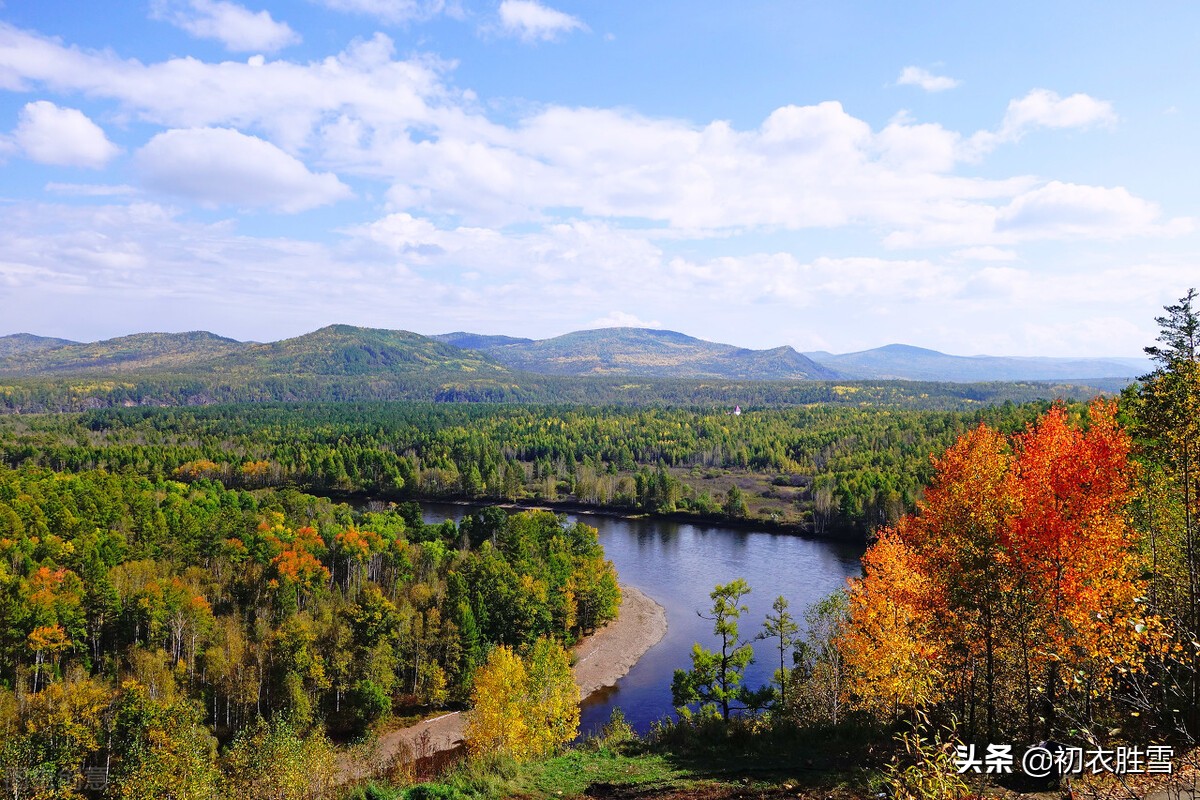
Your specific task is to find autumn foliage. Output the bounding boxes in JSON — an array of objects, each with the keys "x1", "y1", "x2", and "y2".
[
  {"x1": 465, "y1": 638, "x2": 580, "y2": 762},
  {"x1": 840, "y1": 400, "x2": 1163, "y2": 740}
]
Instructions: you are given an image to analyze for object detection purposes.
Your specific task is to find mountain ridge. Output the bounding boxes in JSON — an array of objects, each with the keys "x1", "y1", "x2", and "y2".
[
  {"x1": 803, "y1": 342, "x2": 1147, "y2": 382},
  {"x1": 0, "y1": 326, "x2": 1149, "y2": 383},
  {"x1": 436, "y1": 326, "x2": 840, "y2": 380}
]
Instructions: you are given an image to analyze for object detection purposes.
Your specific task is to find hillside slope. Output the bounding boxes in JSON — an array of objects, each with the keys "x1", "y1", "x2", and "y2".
[
  {"x1": 451, "y1": 327, "x2": 841, "y2": 380},
  {"x1": 211, "y1": 325, "x2": 509, "y2": 377},
  {"x1": 0, "y1": 333, "x2": 79, "y2": 359},
  {"x1": 0, "y1": 331, "x2": 246, "y2": 374}
]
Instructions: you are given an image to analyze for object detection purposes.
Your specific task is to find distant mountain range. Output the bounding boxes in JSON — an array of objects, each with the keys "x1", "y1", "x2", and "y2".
[
  {"x1": 436, "y1": 328, "x2": 1146, "y2": 382},
  {"x1": 434, "y1": 328, "x2": 839, "y2": 380},
  {"x1": 0, "y1": 326, "x2": 504, "y2": 378},
  {"x1": 801, "y1": 343, "x2": 1148, "y2": 383},
  {"x1": 0, "y1": 325, "x2": 1146, "y2": 385}
]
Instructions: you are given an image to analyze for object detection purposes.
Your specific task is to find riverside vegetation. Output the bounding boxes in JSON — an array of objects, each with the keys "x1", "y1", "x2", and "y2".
[
  {"x1": 347, "y1": 291, "x2": 1200, "y2": 799},
  {"x1": 0, "y1": 473, "x2": 618, "y2": 797},
  {"x1": 0, "y1": 401, "x2": 1062, "y2": 540},
  {"x1": 3, "y1": 294, "x2": 1200, "y2": 799}
]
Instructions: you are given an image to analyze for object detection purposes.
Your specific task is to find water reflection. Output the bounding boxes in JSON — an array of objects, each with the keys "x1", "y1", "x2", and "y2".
[{"x1": 418, "y1": 501, "x2": 864, "y2": 736}]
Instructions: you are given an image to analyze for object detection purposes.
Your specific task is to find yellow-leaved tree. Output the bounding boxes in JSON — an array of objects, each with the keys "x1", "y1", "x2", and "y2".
[
  {"x1": 465, "y1": 645, "x2": 530, "y2": 760},
  {"x1": 524, "y1": 637, "x2": 580, "y2": 757},
  {"x1": 465, "y1": 638, "x2": 579, "y2": 762}
]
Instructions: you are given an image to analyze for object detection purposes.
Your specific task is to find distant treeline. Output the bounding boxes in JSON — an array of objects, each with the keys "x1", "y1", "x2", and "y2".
[
  {"x1": 0, "y1": 371, "x2": 1123, "y2": 413},
  {"x1": 0, "y1": 401, "x2": 1061, "y2": 537}
]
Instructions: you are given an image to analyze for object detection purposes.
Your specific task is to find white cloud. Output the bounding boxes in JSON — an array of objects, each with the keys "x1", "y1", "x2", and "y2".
[
  {"x1": 45, "y1": 182, "x2": 137, "y2": 196},
  {"x1": 373, "y1": 100, "x2": 1028, "y2": 234},
  {"x1": 1, "y1": 200, "x2": 1194, "y2": 357},
  {"x1": 588, "y1": 311, "x2": 662, "y2": 329},
  {"x1": 12, "y1": 101, "x2": 119, "y2": 168},
  {"x1": 352, "y1": 213, "x2": 663, "y2": 283},
  {"x1": 876, "y1": 114, "x2": 960, "y2": 172},
  {"x1": 0, "y1": 24, "x2": 1180, "y2": 251},
  {"x1": 951, "y1": 246, "x2": 1017, "y2": 262},
  {"x1": 135, "y1": 127, "x2": 352, "y2": 211},
  {"x1": 1001, "y1": 88, "x2": 1117, "y2": 135},
  {"x1": 969, "y1": 263, "x2": 1200, "y2": 323},
  {"x1": 315, "y1": 0, "x2": 452, "y2": 23},
  {"x1": 966, "y1": 89, "x2": 1117, "y2": 156},
  {"x1": 596, "y1": 248, "x2": 956, "y2": 310},
  {"x1": 0, "y1": 201, "x2": 402, "y2": 338},
  {"x1": 497, "y1": 0, "x2": 587, "y2": 42},
  {"x1": 153, "y1": 0, "x2": 300, "y2": 53},
  {"x1": 0, "y1": 26, "x2": 452, "y2": 152},
  {"x1": 886, "y1": 180, "x2": 1189, "y2": 249},
  {"x1": 895, "y1": 66, "x2": 961, "y2": 92},
  {"x1": 996, "y1": 181, "x2": 1176, "y2": 239}
]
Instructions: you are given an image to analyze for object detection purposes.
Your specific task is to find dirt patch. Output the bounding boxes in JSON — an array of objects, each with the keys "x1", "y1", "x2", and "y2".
[{"x1": 573, "y1": 586, "x2": 667, "y2": 698}]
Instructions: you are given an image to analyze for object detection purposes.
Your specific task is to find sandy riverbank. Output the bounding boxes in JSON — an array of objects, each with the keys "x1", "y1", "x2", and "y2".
[{"x1": 340, "y1": 585, "x2": 668, "y2": 783}]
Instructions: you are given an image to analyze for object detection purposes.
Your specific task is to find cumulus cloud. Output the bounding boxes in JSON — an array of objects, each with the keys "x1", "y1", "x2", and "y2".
[
  {"x1": 875, "y1": 114, "x2": 960, "y2": 172},
  {"x1": 374, "y1": 100, "x2": 1025, "y2": 234},
  {"x1": 1001, "y1": 88, "x2": 1117, "y2": 135},
  {"x1": 588, "y1": 311, "x2": 662, "y2": 329},
  {"x1": 0, "y1": 26, "x2": 451, "y2": 152},
  {"x1": 12, "y1": 101, "x2": 119, "y2": 168},
  {"x1": 497, "y1": 0, "x2": 587, "y2": 42},
  {"x1": 135, "y1": 128, "x2": 352, "y2": 211},
  {"x1": 996, "y1": 181, "x2": 1168, "y2": 238},
  {"x1": 886, "y1": 180, "x2": 1190, "y2": 248},
  {"x1": 153, "y1": 0, "x2": 300, "y2": 53},
  {"x1": 966, "y1": 89, "x2": 1117, "y2": 156},
  {"x1": 0, "y1": 23, "x2": 1181, "y2": 251},
  {"x1": 895, "y1": 66, "x2": 961, "y2": 92}
]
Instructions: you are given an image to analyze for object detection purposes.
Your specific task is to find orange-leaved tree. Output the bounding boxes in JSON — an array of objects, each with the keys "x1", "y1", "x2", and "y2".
[
  {"x1": 840, "y1": 400, "x2": 1164, "y2": 741},
  {"x1": 838, "y1": 527, "x2": 942, "y2": 719},
  {"x1": 1011, "y1": 402, "x2": 1164, "y2": 736}
]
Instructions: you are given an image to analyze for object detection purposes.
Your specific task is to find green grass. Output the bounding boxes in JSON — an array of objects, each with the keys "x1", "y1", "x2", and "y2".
[
  {"x1": 511, "y1": 745, "x2": 691, "y2": 797},
  {"x1": 378, "y1": 715, "x2": 883, "y2": 800},
  {"x1": 391, "y1": 745, "x2": 693, "y2": 800}
]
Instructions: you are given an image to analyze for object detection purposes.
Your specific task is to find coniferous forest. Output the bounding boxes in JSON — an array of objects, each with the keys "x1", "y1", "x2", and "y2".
[
  {"x1": 0, "y1": 400, "x2": 1060, "y2": 540},
  {"x1": 2, "y1": 294, "x2": 1200, "y2": 799}
]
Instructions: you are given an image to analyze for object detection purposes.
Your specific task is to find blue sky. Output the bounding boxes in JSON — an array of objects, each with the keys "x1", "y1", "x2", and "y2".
[{"x1": 0, "y1": 0, "x2": 1197, "y2": 356}]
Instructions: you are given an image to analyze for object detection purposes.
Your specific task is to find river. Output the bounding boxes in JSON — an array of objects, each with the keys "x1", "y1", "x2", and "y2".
[{"x1": 417, "y1": 501, "x2": 865, "y2": 736}]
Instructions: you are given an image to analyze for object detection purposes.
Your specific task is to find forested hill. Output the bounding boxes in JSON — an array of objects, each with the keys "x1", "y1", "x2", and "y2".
[
  {"x1": 2, "y1": 324, "x2": 1146, "y2": 383},
  {"x1": 435, "y1": 327, "x2": 840, "y2": 380},
  {"x1": 0, "y1": 331, "x2": 246, "y2": 374},
  {"x1": 0, "y1": 324, "x2": 1134, "y2": 413},
  {"x1": 0, "y1": 332, "x2": 80, "y2": 358},
  {"x1": 440, "y1": 328, "x2": 1146, "y2": 382},
  {"x1": 0, "y1": 326, "x2": 503, "y2": 378}
]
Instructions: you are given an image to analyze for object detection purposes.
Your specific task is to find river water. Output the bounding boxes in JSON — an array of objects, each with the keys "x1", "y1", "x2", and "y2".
[{"x1": 418, "y1": 501, "x2": 865, "y2": 736}]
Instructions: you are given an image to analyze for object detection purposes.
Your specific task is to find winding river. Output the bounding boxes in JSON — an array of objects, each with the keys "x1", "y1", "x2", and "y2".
[{"x1": 418, "y1": 501, "x2": 865, "y2": 736}]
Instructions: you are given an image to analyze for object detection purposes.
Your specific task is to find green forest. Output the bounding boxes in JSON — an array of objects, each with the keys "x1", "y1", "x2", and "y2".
[
  {"x1": 5, "y1": 293, "x2": 1200, "y2": 799},
  {"x1": 0, "y1": 465, "x2": 618, "y2": 797},
  {"x1": 0, "y1": 401, "x2": 1059, "y2": 539}
]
